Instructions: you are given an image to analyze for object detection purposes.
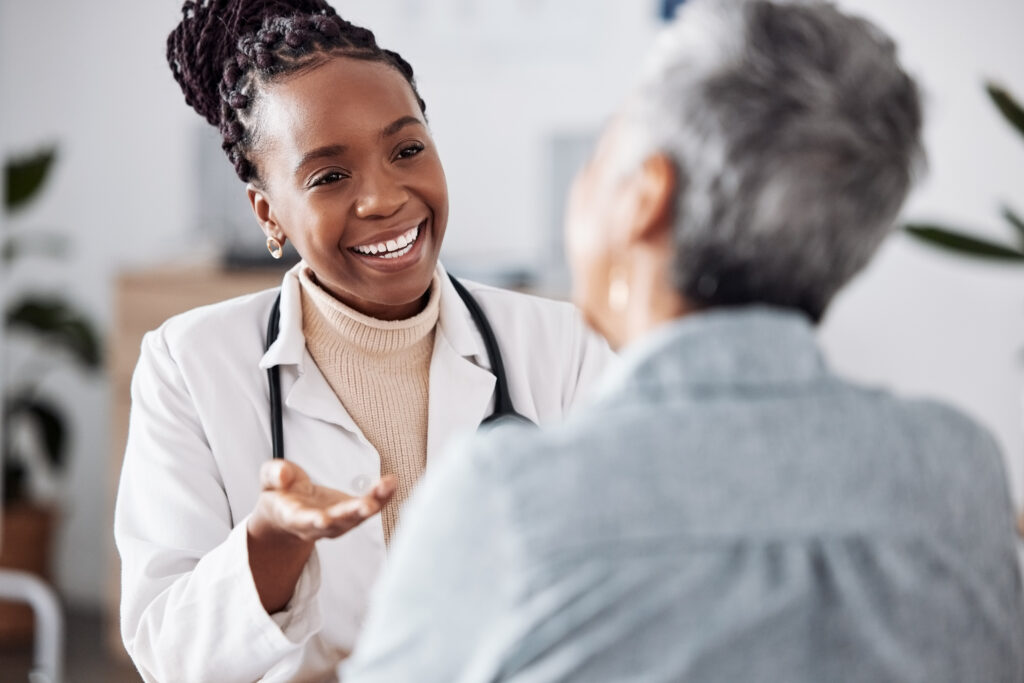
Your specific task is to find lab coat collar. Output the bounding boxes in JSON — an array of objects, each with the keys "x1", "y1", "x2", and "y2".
[
  {"x1": 258, "y1": 262, "x2": 364, "y2": 436},
  {"x1": 256, "y1": 261, "x2": 496, "y2": 459},
  {"x1": 258, "y1": 262, "x2": 308, "y2": 371},
  {"x1": 434, "y1": 262, "x2": 489, "y2": 363},
  {"x1": 427, "y1": 263, "x2": 496, "y2": 463},
  {"x1": 258, "y1": 261, "x2": 488, "y2": 370}
]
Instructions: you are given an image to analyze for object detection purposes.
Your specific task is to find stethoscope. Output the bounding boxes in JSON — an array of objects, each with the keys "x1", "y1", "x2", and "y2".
[{"x1": 265, "y1": 272, "x2": 534, "y2": 460}]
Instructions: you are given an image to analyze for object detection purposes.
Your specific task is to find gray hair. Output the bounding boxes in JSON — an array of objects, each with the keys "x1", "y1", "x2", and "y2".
[{"x1": 620, "y1": 0, "x2": 923, "y2": 321}]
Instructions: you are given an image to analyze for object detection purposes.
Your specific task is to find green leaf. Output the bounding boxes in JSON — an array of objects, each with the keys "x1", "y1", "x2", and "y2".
[
  {"x1": 986, "y1": 82, "x2": 1024, "y2": 142},
  {"x1": 905, "y1": 224, "x2": 1024, "y2": 262},
  {"x1": 1002, "y1": 205, "x2": 1024, "y2": 246},
  {"x1": 4, "y1": 396, "x2": 67, "y2": 469},
  {"x1": 5, "y1": 296, "x2": 103, "y2": 369},
  {"x1": 2, "y1": 232, "x2": 70, "y2": 263},
  {"x1": 4, "y1": 147, "x2": 57, "y2": 213}
]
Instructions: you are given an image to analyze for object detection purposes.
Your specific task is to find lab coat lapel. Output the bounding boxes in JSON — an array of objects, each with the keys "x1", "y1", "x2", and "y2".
[
  {"x1": 284, "y1": 351, "x2": 362, "y2": 435},
  {"x1": 261, "y1": 262, "x2": 497, "y2": 451},
  {"x1": 258, "y1": 263, "x2": 363, "y2": 436},
  {"x1": 426, "y1": 267, "x2": 496, "y2": 468}
]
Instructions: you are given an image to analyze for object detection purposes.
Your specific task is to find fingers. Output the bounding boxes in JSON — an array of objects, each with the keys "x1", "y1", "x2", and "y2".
[
  {"x1": 281, "y1": 502, "x2": 333, "y2": 532},
  {"x1": 301, "y1": 477, "x2": 397, "y2": 539},
  {"x1": 265, "y1": 495, "x2": 344, "y2": 541},
  {"x1": 259, "y1": 460, "x2": 289, "y2": 491},
  {"x1": 327, "y1": 476, "x2": 397, "y2": 523},
  {"x1": 259, "y1": 460, "x2": 309, "y2": 492},
  {"x1": 258, "y1": 472, "x2": 399, "y2": 541},
  {"x1": 370, "y1": 475, "x2": 397, "y2": 507},
  {"x1": 286, "y1": 500, "x2": 370, "y2": 540}
]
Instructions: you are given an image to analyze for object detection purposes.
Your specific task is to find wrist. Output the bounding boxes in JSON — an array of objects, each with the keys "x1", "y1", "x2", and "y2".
[{"x1": 247, "y1": 510, "x2": 315, "y2": 614}]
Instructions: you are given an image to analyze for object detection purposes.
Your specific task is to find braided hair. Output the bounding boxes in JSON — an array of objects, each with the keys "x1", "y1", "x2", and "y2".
[{"x1": 167, "y1": 0, "x2": 426, "y2": 184}]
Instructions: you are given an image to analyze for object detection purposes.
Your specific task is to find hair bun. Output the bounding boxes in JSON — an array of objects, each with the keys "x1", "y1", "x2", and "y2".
[{"x1": 166, "y1": 0, "x2": 338, "y2": 127}]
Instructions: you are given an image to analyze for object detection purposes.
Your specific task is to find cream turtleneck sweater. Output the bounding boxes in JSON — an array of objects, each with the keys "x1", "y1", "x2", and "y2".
[{"x1": 298, "y1": 268, "x2": 440, "y2": 543}]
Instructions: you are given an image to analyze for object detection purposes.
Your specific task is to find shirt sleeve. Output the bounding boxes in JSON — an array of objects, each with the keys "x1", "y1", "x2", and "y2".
[
  {"x1": 342, "y1": 431, "x2": 518, "y2": 683},
  {"x1": 115, "y1": 329, "x2": 322, "y2": 683}
]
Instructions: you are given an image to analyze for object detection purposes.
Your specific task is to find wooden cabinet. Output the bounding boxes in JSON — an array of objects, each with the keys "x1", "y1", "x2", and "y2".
[{"x1": 105, "y1": 264, "x2": 284, "y2": 657}]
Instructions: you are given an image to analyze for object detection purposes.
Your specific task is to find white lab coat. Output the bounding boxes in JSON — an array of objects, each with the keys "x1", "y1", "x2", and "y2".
[{"x1": 114, "y1": 262, "x2": 613, "y2": 683}]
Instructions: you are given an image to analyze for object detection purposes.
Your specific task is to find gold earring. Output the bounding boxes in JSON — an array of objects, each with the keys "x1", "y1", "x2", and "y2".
[
  {"x1": 608, "y1": 266, "x2": 630, "y2": 313},
  {"x1": 266, "y1": 237, "x2": 283, "y2": 260}
]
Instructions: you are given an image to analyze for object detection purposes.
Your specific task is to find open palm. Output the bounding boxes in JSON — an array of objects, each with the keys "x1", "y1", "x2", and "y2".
[{"x1": 254, "y1": 459, "x2": 396, "y2": 542}]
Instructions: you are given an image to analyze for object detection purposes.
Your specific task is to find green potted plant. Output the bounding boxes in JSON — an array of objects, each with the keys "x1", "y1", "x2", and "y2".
[
  {"x1": 905, "y1": 82, "x2": 1024, "y2": 261},
  {"x1": 904, "y1": 82, "x2": 1024, "y2": 535},
  {"x1": 1, "y1": 146, "x2": 102, "y2": 646}
]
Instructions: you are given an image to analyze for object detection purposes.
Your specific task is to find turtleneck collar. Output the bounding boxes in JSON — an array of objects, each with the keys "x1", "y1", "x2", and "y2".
[{"x1": 298, "y1": 268, "x2": 441, "y2": 357}]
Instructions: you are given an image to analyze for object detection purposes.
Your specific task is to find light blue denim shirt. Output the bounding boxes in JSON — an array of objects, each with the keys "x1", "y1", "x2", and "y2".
[{"x1": 344, "y1": 307, "x2": 1024, "y2": 682}]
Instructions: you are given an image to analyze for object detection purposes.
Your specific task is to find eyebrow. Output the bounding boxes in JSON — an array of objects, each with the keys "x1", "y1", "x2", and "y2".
[
  {"x1": 293, "y1": 117, "x2": 426, "y2": 175},
  {"x1": 380, "y1": 115, "x2": 424, "y2": 139},
  {"x1": 295, "y1": 144, "x2": 346, "y2": 174}
]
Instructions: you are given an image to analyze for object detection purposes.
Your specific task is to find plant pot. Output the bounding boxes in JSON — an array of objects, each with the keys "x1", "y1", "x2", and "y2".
[{"x1": 0, "y1": 502, "x2": 57, "y2": 649}]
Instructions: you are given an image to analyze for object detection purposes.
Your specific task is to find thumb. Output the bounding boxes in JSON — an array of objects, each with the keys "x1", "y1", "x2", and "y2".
[{"x1": 259, "y1": 460, "x2": 307, "y2": 491}]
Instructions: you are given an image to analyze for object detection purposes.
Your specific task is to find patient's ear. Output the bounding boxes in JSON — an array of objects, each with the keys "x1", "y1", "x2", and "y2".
[
  {"x1": 625, "y1": 153, "x2": 676, "y2": 247},
  {"x1": 247, "y1": 184, "x2": 285, "y2": 244}
]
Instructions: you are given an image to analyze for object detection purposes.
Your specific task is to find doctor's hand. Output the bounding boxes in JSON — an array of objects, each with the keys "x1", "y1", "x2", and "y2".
[
  {"x1": 246, "y1": 460, "x2": 396, "y2": 614},
  {"x1": 251, "y1": 460, "x2": 397, "y2": 542}
]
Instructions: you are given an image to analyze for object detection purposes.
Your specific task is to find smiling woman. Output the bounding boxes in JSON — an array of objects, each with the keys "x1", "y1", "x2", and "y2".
[
  {"x1": 113, "y1": 2, "x2": 613, "y2": 682},
  {"x1": 248, "y1": 58, "x2": 447, "y2": 319}
]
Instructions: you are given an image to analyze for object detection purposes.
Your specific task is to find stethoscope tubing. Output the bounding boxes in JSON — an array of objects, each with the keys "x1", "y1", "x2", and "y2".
[{"x1": 264, "y1": 272, "x2": 532, "y2": 460}]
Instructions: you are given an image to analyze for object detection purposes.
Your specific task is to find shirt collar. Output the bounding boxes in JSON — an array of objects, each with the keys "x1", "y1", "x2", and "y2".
[
  {"x1": 434, "y1": 262, "x2": 487, "y2": 360},
  {"x1": 259, "y1": 262, "x2": 306, "y2": 371},
  {"x1": 259, "y1": 261, "x2": 485, "y2": 371},
  {"x1": 596, "y1": 305, "x2": 829, "y2": 400}
]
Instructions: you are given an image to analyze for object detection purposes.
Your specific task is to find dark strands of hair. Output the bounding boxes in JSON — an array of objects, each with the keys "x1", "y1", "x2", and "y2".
[{"x1": 167, "y1": 0, "x2": 426, "y2": 183}]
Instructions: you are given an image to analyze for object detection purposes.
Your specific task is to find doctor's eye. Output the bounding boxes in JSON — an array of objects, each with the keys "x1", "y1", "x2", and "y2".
[
  {"x1": 395, "y1": 143, "x2": 424, "y2": 160},
  {"x1": 311, "y1": 170, "x2": 348, "y2": 187}
]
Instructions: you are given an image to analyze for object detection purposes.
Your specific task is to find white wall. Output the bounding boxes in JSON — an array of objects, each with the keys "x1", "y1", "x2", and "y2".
[
  {"x1": 0, "y1": 0, "x2": 8, "y2": 519},
  {"x1": 1, "y1": 0, "x2": 1021, "y2": 609},
  {"x1": 335, "y1": 1, "x2": 660, "y2": 275},
  {"x1": 818, "y1": 0, "x2": 1024, "y2": 505},
  {"x1": 1, "y1": 0, "x2": 199, "y2": 606}
]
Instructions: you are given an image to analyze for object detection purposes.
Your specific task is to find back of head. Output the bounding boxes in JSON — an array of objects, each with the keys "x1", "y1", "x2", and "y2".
[
  {"x1": 625, "y1": 0, "x2": 923, "y2": 322},
  {"x1": 166, "y1": 0, "x2": 425, "y2": 184}
]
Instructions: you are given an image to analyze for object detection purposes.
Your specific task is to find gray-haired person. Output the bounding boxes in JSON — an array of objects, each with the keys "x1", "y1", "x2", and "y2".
[{"x1": 344, "y1": 1, "x2": 1024, "y2": 681}]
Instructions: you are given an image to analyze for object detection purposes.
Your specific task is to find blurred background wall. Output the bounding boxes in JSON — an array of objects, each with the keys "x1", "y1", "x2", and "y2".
[{"x1": 1, "y1": 0, "x2": 1022, "y2": 618}]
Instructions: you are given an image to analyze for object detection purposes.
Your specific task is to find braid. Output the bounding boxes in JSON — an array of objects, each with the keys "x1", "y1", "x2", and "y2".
[{"x1": 167, "y1": 0, "x2": 427, "y2": 183}]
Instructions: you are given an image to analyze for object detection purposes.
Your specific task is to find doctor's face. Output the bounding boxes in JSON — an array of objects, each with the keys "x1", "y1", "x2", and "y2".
[{"x1": 249, "y1": 56, "x2": 448, "y2": 320}]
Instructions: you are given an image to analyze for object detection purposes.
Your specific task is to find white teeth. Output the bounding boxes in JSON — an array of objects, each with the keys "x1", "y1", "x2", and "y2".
[
  {"x1": 381, "y1": 243, "x2": 414, "y2": 259},
  {"x1": 353, "y1": 225, "x2": 420, "y2": 256}
]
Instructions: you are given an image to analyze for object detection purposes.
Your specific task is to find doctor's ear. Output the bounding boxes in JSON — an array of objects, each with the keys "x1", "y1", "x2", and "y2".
[{"x1": 247, "y1": 184, "x2": 286, "y2": 246}]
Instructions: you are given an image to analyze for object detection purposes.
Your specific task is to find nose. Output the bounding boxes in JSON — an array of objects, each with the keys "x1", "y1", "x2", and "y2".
[{"x1": 354, "y1": 165, "x2": 409, "y2": 219}]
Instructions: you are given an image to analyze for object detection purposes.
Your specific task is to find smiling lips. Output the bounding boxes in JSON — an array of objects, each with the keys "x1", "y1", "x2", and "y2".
[{"x1": 351, "y1": 224, "x2": 422, "y2": 259}]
